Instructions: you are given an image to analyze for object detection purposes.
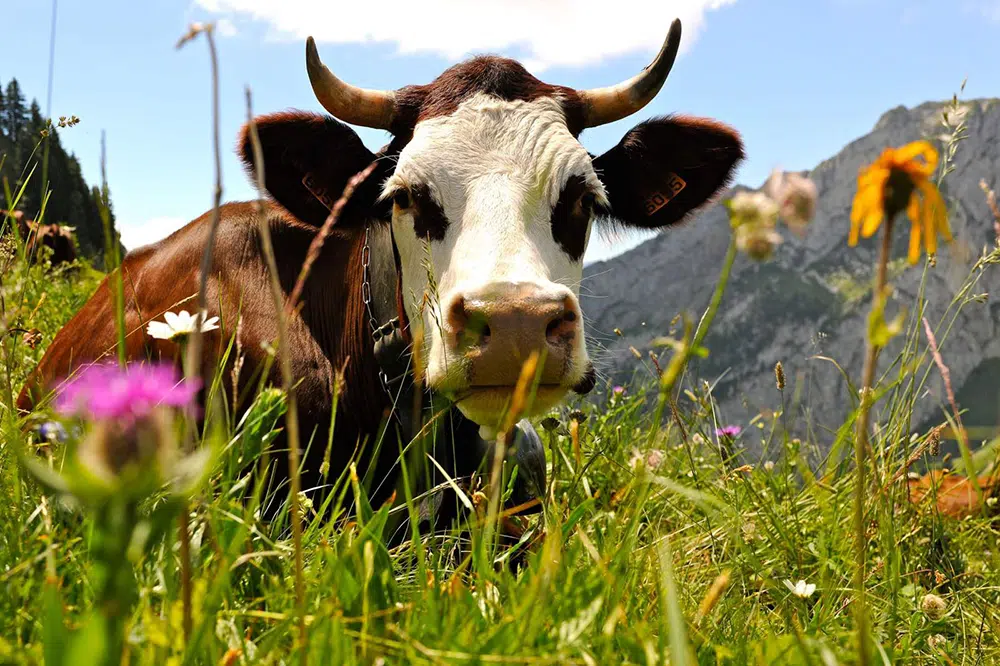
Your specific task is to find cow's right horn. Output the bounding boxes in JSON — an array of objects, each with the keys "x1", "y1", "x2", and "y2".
[{"x1": 306, "y1": 37, "x2": 396, "y2": 130}]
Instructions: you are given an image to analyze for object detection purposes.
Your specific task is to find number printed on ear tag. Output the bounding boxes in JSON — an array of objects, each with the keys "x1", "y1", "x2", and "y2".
[
  {"x1": 644, "y1": 172, "x2": 687, "y2": 216},
  {"x1": 302, "y1": 172, "x2": 335, "y2": 209}
]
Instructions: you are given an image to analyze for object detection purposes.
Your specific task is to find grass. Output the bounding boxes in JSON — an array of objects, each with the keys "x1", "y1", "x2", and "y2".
[
  {"x1": 4, "y1": 215, "x2": 1000, "y2": 665},
  {"x1": 3, "y1": 38, "x2": 1000, "y2": 666}
]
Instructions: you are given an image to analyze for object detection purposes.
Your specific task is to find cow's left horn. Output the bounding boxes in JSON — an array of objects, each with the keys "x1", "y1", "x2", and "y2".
[
  {"x1": 306, "y1": 37, "x2": 396, "y2": 130},
  {"x1": 578, "y1": 19, "x2": 682, "y2": 128}
]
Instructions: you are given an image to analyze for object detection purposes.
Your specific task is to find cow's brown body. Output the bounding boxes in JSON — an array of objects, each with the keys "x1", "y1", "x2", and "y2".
[{"x1": 17, "y1": 201, "x2": 405, "y2": 503}]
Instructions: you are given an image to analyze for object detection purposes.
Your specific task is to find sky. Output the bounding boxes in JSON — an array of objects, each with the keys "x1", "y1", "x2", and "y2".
[{"x1": 4, "y1": 0, "x2": 1000, "y2": 264}]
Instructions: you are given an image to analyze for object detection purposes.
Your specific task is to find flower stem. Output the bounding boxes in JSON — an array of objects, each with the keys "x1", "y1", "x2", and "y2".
[
  {"x1": 853, "y1": 214, "x2": 894, "y2": 666},
  {"x1": 244, "y1": 88, "x2": 308, "y2": 666},
  {"x1": 178, "y1": 506, "x2": 193, "y2": 641}
]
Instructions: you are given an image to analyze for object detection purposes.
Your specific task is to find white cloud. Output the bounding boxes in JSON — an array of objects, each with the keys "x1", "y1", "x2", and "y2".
[
  {"x1": 119, "y1": 217, "x2": 188, "y2": 251},
  {"x1": 193, "y1": 0, "x2": 737, "y2": 71},
  {"x1": 216, "y1": 18, "x2": 239, "y2": 37}
]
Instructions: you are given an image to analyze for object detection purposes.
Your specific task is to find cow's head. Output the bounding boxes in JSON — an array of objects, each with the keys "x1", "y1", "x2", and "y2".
[{"x1": 239, "y1": 19, "x2": 743, "y2": 428}]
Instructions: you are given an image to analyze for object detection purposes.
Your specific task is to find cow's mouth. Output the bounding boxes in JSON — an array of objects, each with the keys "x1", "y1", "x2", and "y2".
[{"x1": 452, "y1": 384, "x2": 569, "y2": 427}]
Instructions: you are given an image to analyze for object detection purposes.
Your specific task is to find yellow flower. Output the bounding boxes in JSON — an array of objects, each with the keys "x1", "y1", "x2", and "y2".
[{"x1": 849, "y1": 140, "x2": 951, "y2": 264}]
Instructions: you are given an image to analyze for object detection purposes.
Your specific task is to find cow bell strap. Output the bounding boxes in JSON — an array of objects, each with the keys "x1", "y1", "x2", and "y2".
[{"x1": 362, "y1": 222, "x2": 421, "y2": 441}]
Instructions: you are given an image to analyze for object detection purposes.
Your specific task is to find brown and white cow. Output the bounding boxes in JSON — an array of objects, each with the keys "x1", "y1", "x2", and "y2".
[{"x1": 18, "y1": 19, "x2": 743, "y2": 521}]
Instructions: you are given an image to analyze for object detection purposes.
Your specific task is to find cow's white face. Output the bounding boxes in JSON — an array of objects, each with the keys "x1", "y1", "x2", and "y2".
[{"x1": 382, "y1": 94, "x2": 605, "y2": 427}]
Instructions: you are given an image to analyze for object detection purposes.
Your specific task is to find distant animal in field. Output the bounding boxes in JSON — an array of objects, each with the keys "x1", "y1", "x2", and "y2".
[
  {"x1": 18, "y1": 18, "x2": 744, "y2": 533},
  {"x1": 907, "y1": 469, "x2": 1000, "y2": 518},
  {"x1": 2, "y1": 209, "x2": 78, "y2": 266}
]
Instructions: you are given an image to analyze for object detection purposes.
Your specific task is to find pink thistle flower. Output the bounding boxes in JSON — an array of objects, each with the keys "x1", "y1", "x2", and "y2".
[
  {"x1": 612, "y1": 385, "x2": 626, "y2": 396},
  {"x1": 55, "y1": 362, "x2": 200, "y2": 423},
  {"x1": 716, "y1": 425, "x2": 741, "y2": 439}
]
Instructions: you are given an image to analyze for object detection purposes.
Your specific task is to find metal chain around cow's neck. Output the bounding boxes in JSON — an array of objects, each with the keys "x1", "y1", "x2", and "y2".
[
  {"x1": 360, "y1": 223, "x2": 379, "y2": 335},
  {"x1": 361, "y1": 223, "x2": 411, "y2": 406}
]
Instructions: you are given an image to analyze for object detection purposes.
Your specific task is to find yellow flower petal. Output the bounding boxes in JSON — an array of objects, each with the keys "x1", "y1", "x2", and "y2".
[
  {"x1": 908, "y1": 216, "x2": 922, "y2": 264},
  {"x1": 851, "y1": 189, "x2": 877, "y2": 224},
  {"x1": 861, "y1": 208, "x2": 884, "y2": 238},
  {"x1": 893, "y1": 140, "x2": 939, "y2": 173},
  {"x1": 856, "y1": 167, "x2": 889, "y2": 195},
  {"x1": 849, "y1": 218, "x2": 861, "y2": 246}
]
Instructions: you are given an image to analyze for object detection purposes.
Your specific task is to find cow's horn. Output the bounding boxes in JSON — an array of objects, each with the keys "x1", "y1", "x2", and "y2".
[
  {"x1": 306, "y1": 37, "x2": 396, "y2": 130},
  {"x1": 579, "y1": 19, "x2": 682, "y2": 128}
]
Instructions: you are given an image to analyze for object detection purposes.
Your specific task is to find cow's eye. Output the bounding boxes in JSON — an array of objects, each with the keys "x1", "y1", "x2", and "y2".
[
  {"x1": 393, "y1": 189, "x2": 412, "y2": 210},
  {"x1": 580, "y1": 191, "x2": 597, "y2": 212}
]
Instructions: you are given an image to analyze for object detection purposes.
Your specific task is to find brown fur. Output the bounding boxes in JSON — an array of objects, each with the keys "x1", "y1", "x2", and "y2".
[
  {"x1": 392, "y1": 56, "x2": 587, "y2": 138},
  {"x1": 18, "y1": 201, "x2": 392, "y2": 501},
  {"x1": 907, "y1": 470, "x2": 1000, "y2": 519}
]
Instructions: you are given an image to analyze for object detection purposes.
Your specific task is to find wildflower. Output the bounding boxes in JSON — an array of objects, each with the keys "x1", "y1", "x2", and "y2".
[
  {"x1": 645, "y1": 449, "x2": 665, "y2": 469},
  {"x1": 928, "y1": 634, "x2": 947, "y2": 650},
  {"x1": 146, "y1": 309, "x2": 220, "y2": 341},
  {"x1": 765, "y1": 169, "x2": 818, "y2": 237},
  {"x1": 728, "y1": 191, "x2": 780, "y2": 230},
  {"x1": 734, "y1": 222, "x2": 784, "y2": 261},
  {"x1": 47, "y1": 363, "x2": 205, "y2": 495},
  {"x1": 55, "y1": 362, "x2": 200, "y2": 423},
  {"x1": 23, "y1": 328, "x2": 43, "y2": 349},
  {"x1": 611, "y1": 385, "x2": 626, "y2": 402},
  {"x1": 716, "y1": 425, "x2": 741, "y2": 439},
  {"x1": 38, "y1": 421, "x2": 68, "y2": 444},
  {"x1": 763, "y1": 460, "x2": 775, "y2": 472},
  {"x1": 774, "y1": 361, "x2": 785, "y2": 391},
  {"x1": 849, "y1": 140, "x2": 951, "y2": 264},
  {"x1": 920, "y1": 593, "x2": 947, "y2": 620},
  {"x1": 784, "y1": 579, "x2": 816, "y2": 599},
  {"x1": 539, "y1": 416, "x2": 561, "y2": 433}
]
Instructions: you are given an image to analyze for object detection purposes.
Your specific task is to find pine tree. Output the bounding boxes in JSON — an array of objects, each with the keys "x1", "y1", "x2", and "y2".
[
  {"x1": 0, "y1": 86, "x2": 8, "y2": 167},
  {"x1": 2, "y1": 79, "x2": 27, "y2": 146},
  {"x1": 0, "y1": 77, "x2": 120, "y2": 262}
]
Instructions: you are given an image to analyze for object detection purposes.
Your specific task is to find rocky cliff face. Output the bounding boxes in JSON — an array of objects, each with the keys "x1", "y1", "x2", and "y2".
[{"x1": 581, "y1": 98, "x2": 1000, "y2": 447}]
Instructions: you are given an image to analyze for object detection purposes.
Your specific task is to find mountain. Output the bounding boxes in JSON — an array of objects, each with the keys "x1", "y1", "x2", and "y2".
[
  {"x1": 0, "y1": 77, "x2": 121, "y2": 265},
  {"x1": 582, "y1": 97, "x2": 1000, "y2": 450}
]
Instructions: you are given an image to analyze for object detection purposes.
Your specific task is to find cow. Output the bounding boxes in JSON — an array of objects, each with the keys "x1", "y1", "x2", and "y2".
[
  {"x1": 18, "y1": 19, "x2": 743, "y2": 535},
  {"x1": 2, "y1": 209, "x2": 78, "y2": 266}
]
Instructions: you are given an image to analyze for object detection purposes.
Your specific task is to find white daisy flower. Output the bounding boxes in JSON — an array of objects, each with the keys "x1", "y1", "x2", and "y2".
[
  {"x1": 784, "y1": 579, "x2": 816, "y2": 599},
  {"x1": 146, "y1": 309, "x2": 220, "y2": 341}
]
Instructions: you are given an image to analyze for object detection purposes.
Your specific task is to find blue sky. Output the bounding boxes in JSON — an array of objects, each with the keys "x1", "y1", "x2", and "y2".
[{"x1": 5, "y1": 0, "x2": 999, "y2": 263}]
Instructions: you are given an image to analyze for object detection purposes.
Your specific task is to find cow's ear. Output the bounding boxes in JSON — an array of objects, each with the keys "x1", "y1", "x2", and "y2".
[
  {"x1": 592, "y1": 115, "x2": 744, "y2": 230},
  {"x1": 237, "y1": 111, "x2": 390, "y2": 227}
]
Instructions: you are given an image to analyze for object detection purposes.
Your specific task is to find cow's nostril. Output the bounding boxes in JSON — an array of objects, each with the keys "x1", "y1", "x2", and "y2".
[
  {"x1": 448, "y1": 295, "x2": 492, "y2": 348},
  {"x1": 448, "y1": 296, "x2": 468, "y2": 331},
  {"x1": 545, "y1": 307, "x2": 579, "y2": 344}
]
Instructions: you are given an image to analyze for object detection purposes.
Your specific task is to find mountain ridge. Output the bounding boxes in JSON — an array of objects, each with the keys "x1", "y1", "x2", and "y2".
[{"x1": 581, "y1": 95, "x2": 1000, "y2": 449}]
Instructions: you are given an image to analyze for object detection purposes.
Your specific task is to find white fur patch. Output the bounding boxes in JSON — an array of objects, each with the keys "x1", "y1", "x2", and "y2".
[{"x1": 384, "y1": 94, "x2": 599, "y2": 404}]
